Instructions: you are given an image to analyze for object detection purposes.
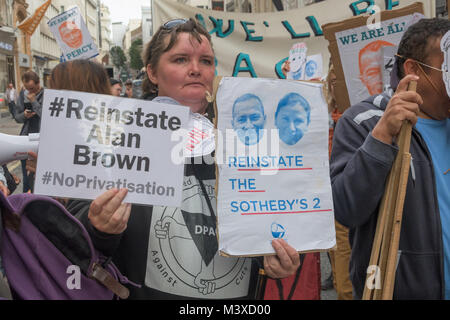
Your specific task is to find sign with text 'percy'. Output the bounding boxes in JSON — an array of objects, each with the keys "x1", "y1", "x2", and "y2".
[
  {"x1": 34, "y1": 90, "x2": 189, "y2": 207},
  {"x1": 48, "y1": 6, "x2": 99, "y2": 61},
  {"x1": 215, "y1": 78, "x2": 336, "y2": 257}
]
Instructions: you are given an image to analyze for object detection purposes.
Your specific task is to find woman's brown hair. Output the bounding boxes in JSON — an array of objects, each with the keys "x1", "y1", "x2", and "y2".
[
  {"x1": 141, "y1": 18, "x2": 213, "y2": 98},
  {"x1": 49, "y1": 59, "x2": 111, "y2": 95}
]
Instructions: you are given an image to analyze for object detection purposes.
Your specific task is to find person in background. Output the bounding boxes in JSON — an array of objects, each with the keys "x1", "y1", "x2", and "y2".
[
  {"x1": 15, "y1": 71, "x2": 43, "y2": 193},
  {"x1": 110, "y1": 78, "x2": 122, "y2": 97},
  {"x1": 5, "y1": 82, "x2": 17, "y2": 118},
  {"x1": 123, "y1": 79, "x2": 133, "y2": 98}
]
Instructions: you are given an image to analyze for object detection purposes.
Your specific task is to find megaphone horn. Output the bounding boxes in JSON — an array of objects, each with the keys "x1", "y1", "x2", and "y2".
[{"x1": 0, "y1": 133, "x2": 39, "y2": 166}]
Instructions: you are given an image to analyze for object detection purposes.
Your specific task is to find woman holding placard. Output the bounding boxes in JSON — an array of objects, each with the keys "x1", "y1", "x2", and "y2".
[{"x1": 68, "y1": 18, "x2": 300, "y2": 300}]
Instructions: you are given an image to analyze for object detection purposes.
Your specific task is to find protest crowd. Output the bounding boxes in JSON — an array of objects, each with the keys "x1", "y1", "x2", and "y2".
[{"x1": 0, "y1": 1, "x2": 449, "y2": 303}]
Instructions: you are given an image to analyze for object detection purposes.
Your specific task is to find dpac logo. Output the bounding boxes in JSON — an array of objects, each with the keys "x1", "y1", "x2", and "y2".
[{"x1": 271, "y1": 222, "x2": 286, "y2": 239}]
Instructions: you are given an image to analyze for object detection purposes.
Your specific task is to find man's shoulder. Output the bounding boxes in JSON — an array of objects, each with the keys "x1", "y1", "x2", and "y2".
[{"x1": 341, "y1": 93, "x2": 391, "y2": 124}]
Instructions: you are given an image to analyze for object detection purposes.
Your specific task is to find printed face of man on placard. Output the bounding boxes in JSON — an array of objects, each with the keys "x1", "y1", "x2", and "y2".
[
  {"x1": 359, "y1": 40, "x2": 395, "y2": 96},
  {"x1": 58, "y1": 20, "x2": 83, "y2": 49},
  {"x1": 232, "y1": 93, "x2": 266, "y2": 146},
  {"x1": 275, "y1": 92, "x2": 310, "y2": 146}
]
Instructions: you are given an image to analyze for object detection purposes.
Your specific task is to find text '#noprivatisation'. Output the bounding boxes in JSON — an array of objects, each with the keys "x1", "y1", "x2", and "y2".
[{"x1": 40, "y1": 171, "x2": 175, "y2": 197}]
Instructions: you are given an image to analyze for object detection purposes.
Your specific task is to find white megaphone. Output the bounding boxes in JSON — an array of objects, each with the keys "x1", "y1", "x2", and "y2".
[{"x1": 0, "y1": 132, "x2": 39, "y2": 166}]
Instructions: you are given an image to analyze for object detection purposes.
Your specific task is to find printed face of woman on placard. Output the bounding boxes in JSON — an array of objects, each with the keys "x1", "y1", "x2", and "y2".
[{"x1": 275, "y1": 93, "x2": 310, "y2": 146}]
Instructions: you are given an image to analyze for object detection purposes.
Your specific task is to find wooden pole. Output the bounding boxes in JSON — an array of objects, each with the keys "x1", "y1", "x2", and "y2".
[{"x1": 362, "y1": 81, "x2": 416, "y2": 300}]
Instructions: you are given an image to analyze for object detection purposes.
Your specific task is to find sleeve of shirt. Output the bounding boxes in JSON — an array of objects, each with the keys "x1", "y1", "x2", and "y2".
[
  {"x1": 330, "y1": 112, "x2": 398, "y2": 228},
  {"x1": 66, "y1": 199, "x2": 123, "y2": 257}
]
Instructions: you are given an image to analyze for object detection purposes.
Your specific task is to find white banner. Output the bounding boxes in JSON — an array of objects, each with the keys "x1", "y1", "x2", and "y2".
[
  {"x1": 34, "y1": 90, "x2": 189, "y2": 207},
  {"x1": 48, "y1": 6, "x2": 99, "y2": 61},
  {"x1": 153, "y1": 0, "x2": 434, "y2": 79},
  {"x1": 215, "y1": 77, "x2": 335, "y2": 256}
]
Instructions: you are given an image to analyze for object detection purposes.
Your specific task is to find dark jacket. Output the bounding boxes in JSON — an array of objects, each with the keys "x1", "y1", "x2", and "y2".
[
  {"x1": 330, "y1": 93, "x2": 443, "y2": 299},
  {"x1": 15, "y1": 88, "x2": 44, "y2": 135}
]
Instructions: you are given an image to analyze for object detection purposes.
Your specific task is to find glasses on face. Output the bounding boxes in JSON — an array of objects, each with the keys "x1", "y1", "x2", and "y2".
[
  {"x1": 396, "y1": 54, "x2": 443, "y2": 72},
  {"x1": 162, "y1": 18, "x2": 188, "y2": 30}
]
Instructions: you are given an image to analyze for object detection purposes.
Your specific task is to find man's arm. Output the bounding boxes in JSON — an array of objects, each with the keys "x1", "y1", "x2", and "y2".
[
  {"x1": 331, "y1": 75, "x2": 421, "y2": 229},
  {"x1": 330, "y1": 114, "x2": 398, "y2": 228},
  {"x1": 30, "y1": 90, "x2": 43, "y2": 118},
  {"x1": 14, "y1": 91, "x2": 26, "y2": 123}
]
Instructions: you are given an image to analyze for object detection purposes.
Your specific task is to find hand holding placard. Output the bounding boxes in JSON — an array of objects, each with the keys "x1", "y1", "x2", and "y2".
[
  {"x1": 372, "y1": 74, "x2": 421, "y2": 144},
  {"x1": 88, "y1": 188, "x2": 132, "y2": 235},
  {"x1": 263, "y1": 239, "x2": 301, "y2": 279}
]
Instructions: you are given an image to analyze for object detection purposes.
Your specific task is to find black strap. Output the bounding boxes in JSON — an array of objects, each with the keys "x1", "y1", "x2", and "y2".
[
  {"x1": 275, "y1": 254, "x2": 306, "y2": 300},
  {"x1": 190, "y1": 163, "x2": 216, "y2": 221}
]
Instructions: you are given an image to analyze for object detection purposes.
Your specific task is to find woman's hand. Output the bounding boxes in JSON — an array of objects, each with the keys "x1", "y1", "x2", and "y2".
[
  {"x1": 88, "y1": 188, "x2": 132, "y2": 234},
  {"x1": 0, "y1": 181, "x2": 8, "y2": 196},
  {"x1": 281, "y1": 60, "x2": 290, "y2": 77},
  {"x1": 263, "y1": 239, "x2": 301, "y2": 279},
  {"x1": 26, "y1": 151, "x2": 38, "y2": 174}
]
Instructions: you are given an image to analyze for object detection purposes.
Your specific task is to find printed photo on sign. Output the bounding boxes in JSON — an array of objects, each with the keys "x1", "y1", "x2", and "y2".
[
  {"x1": 48, "y1": 6, "x2": 99, "y2": 61},
  {"x1": 215, "y1": 77, "x2": 336, "y2": 257},
  {"x1": 34, "y1": 89, "x2": 189, "y2": 207},
  {"x1": 335, "y1": 15, "x2": 413, "y2": 106},
  {"x1": 323, "y1": 3, "x2": 426, "y2": 110}
]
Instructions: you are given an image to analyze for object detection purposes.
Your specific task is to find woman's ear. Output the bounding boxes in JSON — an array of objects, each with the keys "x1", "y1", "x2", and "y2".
[
  {"x1": 146, "y1": 64, "x2": 158, "y2": 85},
  {"x1": 403, "y1": 58, "x2": 420, "y2": 76}
]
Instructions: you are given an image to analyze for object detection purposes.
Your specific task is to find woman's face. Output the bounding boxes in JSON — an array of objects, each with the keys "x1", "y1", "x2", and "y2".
[{"x1": 147, "y1": 32, "x2": 215, "y2": 114}]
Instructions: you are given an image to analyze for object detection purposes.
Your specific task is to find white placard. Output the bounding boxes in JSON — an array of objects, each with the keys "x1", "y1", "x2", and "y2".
[
  {"x1": 34, "y1": 90, "x2": 189, "y2": 207},
  {"x1": 380, "y1": 45, "x2": 398, "y2": 94},
  {"x1": 441, "y1": 30, "x2": 450, "y2": 98},
  {"x1": 286, "y1": 43, "x2": 323, "y2": 81},
  {"x1": 216, "y1": 77, "x2": 336, "y2": 256},
  {"x1": 336, "y1": 14, "x2": 414, "y2": 105},
  {"x1": 305, "y1": 54, "x2": 323, "y2": 80},
  {"x1": 287, "y1": 43, "x2": 307, "y2": 80},
  {"x1": 48, "y1": 6, "x2": 99, "y2": 61}
]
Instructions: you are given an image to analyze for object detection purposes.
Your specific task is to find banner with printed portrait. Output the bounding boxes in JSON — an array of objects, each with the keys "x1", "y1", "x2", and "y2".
[{"x1": 152, "y1": 0, "x2": 434, "y2": 80}]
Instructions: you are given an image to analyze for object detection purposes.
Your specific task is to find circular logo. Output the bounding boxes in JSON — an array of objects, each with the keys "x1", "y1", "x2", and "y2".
[{"x1": 271, "y1": 222, "x2": 286, "y2": 239}]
